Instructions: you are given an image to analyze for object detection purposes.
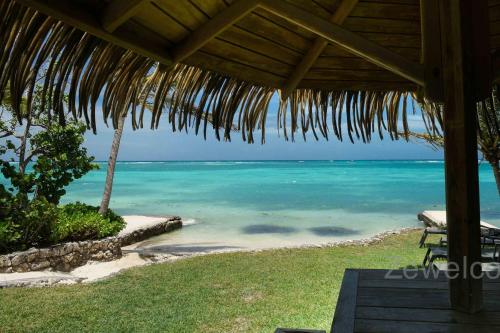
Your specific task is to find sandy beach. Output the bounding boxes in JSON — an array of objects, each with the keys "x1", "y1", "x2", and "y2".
[{"x1": 0, "y1": 214, "x2": 420, "y2": 288}]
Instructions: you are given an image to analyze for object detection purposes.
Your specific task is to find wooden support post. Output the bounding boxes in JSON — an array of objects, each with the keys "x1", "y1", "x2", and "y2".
[{"x1": 438, "y1": 0, "x2": 491, "y2": 313}]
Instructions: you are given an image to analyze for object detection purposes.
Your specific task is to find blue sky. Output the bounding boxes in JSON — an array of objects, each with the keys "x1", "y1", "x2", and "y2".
[{"x1": 84, "y1": 94, "x2": 443, "y2": 161}]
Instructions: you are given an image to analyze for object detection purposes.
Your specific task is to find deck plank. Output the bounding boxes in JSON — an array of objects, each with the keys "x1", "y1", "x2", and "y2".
[
  {"x1": 356, "y1": 306, "x2": 500, "y2": 325},
  {"x1": 331, "y1": 269, "x2": 359, "y2": 333},
  {"x1": 354, "y1": 319, "x2": 499, "y2": 333},
  {"x1": 331, "y1": 269, "x2": 500, "y2": 332},
  {"x1": 359, "y1": 278, "x2": 500, "y2": 290}
]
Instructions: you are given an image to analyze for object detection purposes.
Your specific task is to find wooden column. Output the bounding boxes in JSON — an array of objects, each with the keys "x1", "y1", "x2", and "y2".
[{"x1": 437, "y1": 0, "x2": 491, "y2": 313}]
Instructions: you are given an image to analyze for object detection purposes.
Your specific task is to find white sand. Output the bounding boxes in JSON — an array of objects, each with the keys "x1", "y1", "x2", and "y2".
[
  {"x1": 70, "y1": 252, "x2": 151, "y2": 282},
  {"x1": 118, "y1": 215, "x2": 172, "y2": 236},
  {"x1": 0, "y1": 215, "x2": 419, "y2": 287}
]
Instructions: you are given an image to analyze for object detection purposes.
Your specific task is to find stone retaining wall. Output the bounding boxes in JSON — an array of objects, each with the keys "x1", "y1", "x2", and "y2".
[
  {"x1": 0, "y1": 216, "x2": 183, "y2": 273},
  {"x1": 119, "y1": 217, "x2": 182, "y2": 247},
  {"x1": 0, "y1": 237, "x2": 122, "y2": 273}
]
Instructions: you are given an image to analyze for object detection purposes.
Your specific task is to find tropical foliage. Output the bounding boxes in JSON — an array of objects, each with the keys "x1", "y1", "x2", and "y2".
[
  {"x1": 54, "y1": 202, "x2": 124, "y2": 243},
  {"x1": 0, "y1": 122, "x2": 98, "y2": 204},
  {"x1": 477, "y1": 87, "x2": 500, "y2": 194},
  {"x1": 0, "y1": 122, "x2": 99, "y2": 252},
  {"x1": 0, "y1": 194, "x2": 57, "y2": 253},
  {"x1": 0, "y1": 80, "x2": 122, "y2": 253},
  {"x1": 411, "y1": 87, "x2": 500, "y2": 195}
]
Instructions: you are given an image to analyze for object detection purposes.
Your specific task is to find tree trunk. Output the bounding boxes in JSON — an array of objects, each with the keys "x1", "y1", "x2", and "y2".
[
  {"x1": 99, "y1": 115, "x2": 126, "y2": 215},
  {"x1": 490, "y1": 160, "x2": 500, "y2": 196},
  {"x1": 18, "y1": 117, "x2": 31, "y2": 175}
]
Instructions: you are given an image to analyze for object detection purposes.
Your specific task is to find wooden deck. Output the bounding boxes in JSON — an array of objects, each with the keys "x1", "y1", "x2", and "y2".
[{"x1": 331, "y1": 269, "x2": 500, "y2": 333}]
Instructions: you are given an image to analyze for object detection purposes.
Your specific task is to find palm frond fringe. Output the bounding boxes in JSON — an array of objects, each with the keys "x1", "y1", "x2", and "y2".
[
  {"x1": 0, "y1": 0, "x2": 442, "y2": 144},
  {"x1": 407, "y1": 85, "x2": 500, "y2": 164}
]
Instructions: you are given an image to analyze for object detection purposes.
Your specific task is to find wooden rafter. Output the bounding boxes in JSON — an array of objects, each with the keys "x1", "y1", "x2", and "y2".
[
  {"x1": 170, "y1": 0, "x2": 260, "y2": 63},
  {"x1": 259, "y1": 0, "x2": 424, "y2": 86},
  {"x1": 101, "y1": 0, "x2": 148, "y2": 33},
  {"x1": 16, "y1": 0, "x2": 426, "y2": 88},
  {"x1": 281, "y1": 0, "x2": 359, "y2": 99},
  {"x1": 15, "y1": 0, "x2": 173, "y2": 66}
]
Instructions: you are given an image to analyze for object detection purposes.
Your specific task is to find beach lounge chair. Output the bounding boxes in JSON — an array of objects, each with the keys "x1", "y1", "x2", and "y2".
[
  {"x1": 423, "y1": 246, "x2": 447, "y2": 266},
  {"x1": 438, "y1": 234, "x2": 499, "y2": 248},
  {"x1": 423, "y1": 245, "x2": 500, "y2": 267},
  {"x1": 419, "y1": 227, "x2": 446, "y2": 248},
  {"x1": 417, "y1": 210, "x2": 499, "y2": 247},
  {"x1": 432, "y1": 261, "x2": 500, "y2": 273}
]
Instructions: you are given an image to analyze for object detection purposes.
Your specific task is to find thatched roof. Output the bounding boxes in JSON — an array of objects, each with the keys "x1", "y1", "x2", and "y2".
[{"x1": 5, "y1": 0, "x2": 493, "y2": 143}]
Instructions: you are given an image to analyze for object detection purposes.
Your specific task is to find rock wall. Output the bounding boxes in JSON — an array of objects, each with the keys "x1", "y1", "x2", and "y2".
[
  {"x1": 0, "y1": 216, "x2": 183, "y2": 273},
  {"x1": 119, "y1": 217, "x2": 182, "y2": 247},
  {"x1": 0, "y1": 237, "x2": 122, "y2": 273}
]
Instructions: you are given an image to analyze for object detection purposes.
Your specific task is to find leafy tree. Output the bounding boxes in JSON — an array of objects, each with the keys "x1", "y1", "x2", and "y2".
[
  {"x1": 1, "y1": 82, "x2": 98, "y2": 204},
  {"x1": 0, "y1": 83, "x2": 98, "y2": 251},
  {"x1": 29, "y1": 122, "x2": 97, "y2": 204}
]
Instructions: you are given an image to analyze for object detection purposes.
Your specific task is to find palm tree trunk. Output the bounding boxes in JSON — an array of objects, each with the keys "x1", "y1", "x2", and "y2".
[
  {"x1": 18, "y1": 117, "x2": 31, "y2": 175},
  {"x1": 99, "y1": 115, "x2": 126, "y2": 215},
  {"x1": 490, "y1": 159, "x2": 500, "y2": 196}
]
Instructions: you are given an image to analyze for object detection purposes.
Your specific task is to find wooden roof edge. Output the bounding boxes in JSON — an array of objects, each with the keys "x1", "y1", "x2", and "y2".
[
  {"x1": 15, "y1": 0, "x2": 174, "y2": 66},
  {"x1": 1, "y1": 0, "x2": 446, "y2": 145}
]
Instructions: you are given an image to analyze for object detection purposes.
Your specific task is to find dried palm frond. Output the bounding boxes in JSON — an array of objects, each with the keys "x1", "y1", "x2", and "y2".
[
  {"x1": 408, "y1": 85, "x2": 500, "y2": 164},
  {"x1": 477, "y1": 86, "x2": 500, "y2": 164},
  {"x1": 0, "y1": 0, "x2": 442, "y2": 144}
]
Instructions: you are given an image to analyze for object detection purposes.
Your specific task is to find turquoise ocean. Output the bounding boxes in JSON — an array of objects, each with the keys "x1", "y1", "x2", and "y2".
[{"x1": 59, "y1": 160, "x2": 500, "y2": 250}]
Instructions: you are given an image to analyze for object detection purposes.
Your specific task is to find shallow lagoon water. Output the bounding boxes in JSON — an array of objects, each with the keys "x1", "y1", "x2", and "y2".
[{"x1": 59, "y1": 160, "x2": 500, "y2": 250}]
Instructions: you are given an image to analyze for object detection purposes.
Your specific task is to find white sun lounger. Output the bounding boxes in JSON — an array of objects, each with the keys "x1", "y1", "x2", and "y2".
[
  {"x1": 418, "y1": 210, "x2": 497, "y2": 229},
  {"x1": 417, "y1": 210, "x2": 499, "y2": 247}
]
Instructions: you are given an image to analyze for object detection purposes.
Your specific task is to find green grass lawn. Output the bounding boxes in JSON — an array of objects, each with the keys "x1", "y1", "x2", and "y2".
[{"x1": 0, "y1": 230, "x2": 430, "y2": 333}]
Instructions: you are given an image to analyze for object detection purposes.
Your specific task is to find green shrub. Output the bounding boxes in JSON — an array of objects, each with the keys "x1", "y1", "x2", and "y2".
[
  {"x1": 0, "y1": 197, "x2": 57, "y2": 253},
  {"x1": 0, "y1": 220, "x2": 20, "y2": 253},
  {"x1": 0, "y1": 201, "x2": 125, "y2": 254},
  {"x1": 53, "y1": 202, "x2": 125, "y2": 243},
  {"x1": 0, "y1": 120, "x2": 99, "y2": 253}
]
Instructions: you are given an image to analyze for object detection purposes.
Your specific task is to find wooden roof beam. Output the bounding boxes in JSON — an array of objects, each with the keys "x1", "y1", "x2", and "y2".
[
  {"x1": 281, "y1": 0, "x2": 359, "y2": 99},
  {"x1": 170, "y1": 0, "x2": 260, "y2": 63},
  {"x1": 15, "y1": 0, "x2": 173, "y2": 66},
  {"x1": 101, "y1": 0, "x2": 148, "y2": 33},
  {"x1": 259, "y1": 0, "x2": 424, "y2": 86}
]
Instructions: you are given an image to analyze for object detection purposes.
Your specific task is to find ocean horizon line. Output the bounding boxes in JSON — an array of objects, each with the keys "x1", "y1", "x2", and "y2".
[{"x1": 93, "y1": 159, "x2": 446, "y2": 163}]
